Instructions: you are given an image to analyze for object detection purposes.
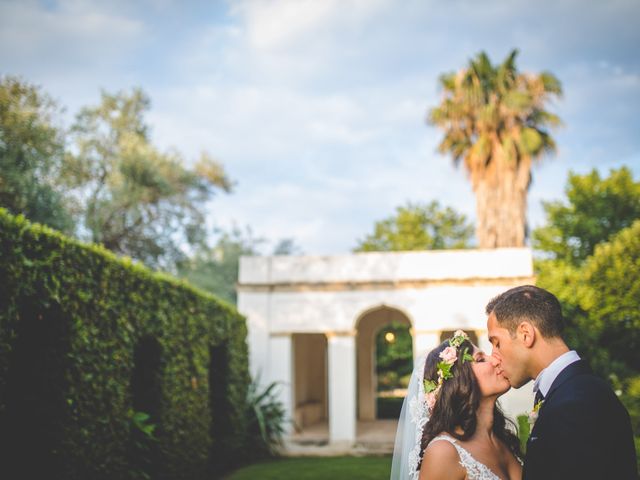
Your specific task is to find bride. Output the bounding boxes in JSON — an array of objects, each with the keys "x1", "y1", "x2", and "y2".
[{"x1": 390, "y1": 330, "x2": 523, "y2": 480}]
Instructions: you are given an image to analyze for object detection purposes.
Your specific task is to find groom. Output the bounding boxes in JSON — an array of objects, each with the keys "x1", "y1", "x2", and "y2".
[{"x1": 486, "y1": 285, "x2": 637, "y2": 480}]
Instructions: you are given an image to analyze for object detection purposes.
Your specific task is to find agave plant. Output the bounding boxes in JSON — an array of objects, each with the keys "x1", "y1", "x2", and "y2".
[{"x1": 246, "y1": 374, "x2": 287, "y2": 456}]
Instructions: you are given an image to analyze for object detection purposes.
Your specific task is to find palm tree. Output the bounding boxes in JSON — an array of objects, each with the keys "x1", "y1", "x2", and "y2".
[{"x1": 429, "y1": 50, "x2": 562, "y2": 248}]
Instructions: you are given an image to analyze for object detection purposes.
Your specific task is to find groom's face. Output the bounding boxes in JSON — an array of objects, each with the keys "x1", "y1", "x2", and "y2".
[{"x1": 487, "y1": 312, "x2": 530, "y2": 388}]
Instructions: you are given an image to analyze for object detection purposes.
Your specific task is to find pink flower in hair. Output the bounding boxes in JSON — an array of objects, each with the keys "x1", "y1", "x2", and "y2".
[{"x1": 439, "y1": 346, "x2": 458, "y2": 364}]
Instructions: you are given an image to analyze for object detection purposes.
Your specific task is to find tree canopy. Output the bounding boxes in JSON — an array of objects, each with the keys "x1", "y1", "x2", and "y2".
[
  {"x1": 178, "y1": 226, "x2": 301, "y2": 304},
  {"x1": 533, "y1": 167, "x2": 640, "y2": 264},
  {"x1": 533, "y1": 167, "x2": 640, "y2": 449},
  {"x1": 177, "y1": 226, "x2": 264, "y2": 304},
  {"x1": 0, "y1": 76, "x2": 73, "y2": 232},
  {"x1": 63, "y1": 88, "x2": 233, "y2": 269},
  {"x1": 579, "y1": 220, "x2": 640, "y2": 373},
  {"x1": 354, "y1": 201, "x2": 474, "y2": 252},
  {"x1": 1, "y1": 80, "x2": 236, "y2": 270}
]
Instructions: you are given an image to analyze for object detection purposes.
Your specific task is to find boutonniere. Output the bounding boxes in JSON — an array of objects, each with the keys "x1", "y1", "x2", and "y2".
[{"x1": 528, "y1": 399, "x2": 544, "y2": 428}]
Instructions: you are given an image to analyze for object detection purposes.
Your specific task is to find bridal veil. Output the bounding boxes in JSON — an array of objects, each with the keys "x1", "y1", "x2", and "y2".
[{"x1": 389, "y1": 355, "x2": 430, "y2": 480}]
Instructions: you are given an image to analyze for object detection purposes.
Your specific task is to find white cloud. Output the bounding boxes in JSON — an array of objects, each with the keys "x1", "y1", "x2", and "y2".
[
  {"x1": 234, "y1": 0, "x2": 388, "y2": 52},
  {"x1": 238, "y1": 0, "x2": 336, "y2": 52}
]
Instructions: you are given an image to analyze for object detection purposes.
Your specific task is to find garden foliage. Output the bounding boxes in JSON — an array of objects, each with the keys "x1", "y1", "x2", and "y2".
[
  {"x1": 537, "y1": 220, "x2": 640, "y2": 467},
  {"x1": 0, "y1": 208, "x2": 250, "y2": 479},
  {"x1": 534, "y1": 167, "x2": 640, "y2": 466}
]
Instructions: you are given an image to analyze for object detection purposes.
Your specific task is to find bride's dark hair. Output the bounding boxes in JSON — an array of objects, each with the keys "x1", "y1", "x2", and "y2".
[{"x1": 418, "y1": 339, "x2": 522, "y2": 466}]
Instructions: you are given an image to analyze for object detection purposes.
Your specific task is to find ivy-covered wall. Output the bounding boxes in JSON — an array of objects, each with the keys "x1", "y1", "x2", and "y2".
[{"x1": 0, "y1": 209, "x2": 250, "y2": 479}]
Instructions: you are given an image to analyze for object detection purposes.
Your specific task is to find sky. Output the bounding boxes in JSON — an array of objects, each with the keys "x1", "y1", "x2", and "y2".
[{"x1": 1, "y1": 0, "x2": 639, "y2": 254}]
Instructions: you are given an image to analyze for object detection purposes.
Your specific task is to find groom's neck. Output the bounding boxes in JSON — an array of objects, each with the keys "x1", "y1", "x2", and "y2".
[{"x1": 530, "y1": 337, "x2": 570, "y2": 379}]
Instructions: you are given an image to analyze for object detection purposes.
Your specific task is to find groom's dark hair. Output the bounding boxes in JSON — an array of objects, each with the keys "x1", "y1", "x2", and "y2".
[{"x1": 486, "y1": 285, "x2": 564, "y2": 338}]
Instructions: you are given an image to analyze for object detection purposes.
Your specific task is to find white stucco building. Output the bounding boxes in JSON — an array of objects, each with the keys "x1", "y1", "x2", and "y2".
[{"x1": 237, "y1": 248, "x2": 535, "y2": 447}]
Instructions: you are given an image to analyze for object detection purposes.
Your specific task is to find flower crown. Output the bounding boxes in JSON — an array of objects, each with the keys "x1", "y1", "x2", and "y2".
[{"x1": 423, "y1": 330, "x2": 474, "y2": 412}]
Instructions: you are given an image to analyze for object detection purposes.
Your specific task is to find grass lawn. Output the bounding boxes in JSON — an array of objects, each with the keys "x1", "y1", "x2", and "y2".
[{"x1": 224, "y1": 456, "x2": 392, "y2": 480}]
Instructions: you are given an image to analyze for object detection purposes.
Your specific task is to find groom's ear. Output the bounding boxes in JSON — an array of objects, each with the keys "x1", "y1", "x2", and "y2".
[{"x1": 516, "y1": 321, "x2": 536, "y2": 348}]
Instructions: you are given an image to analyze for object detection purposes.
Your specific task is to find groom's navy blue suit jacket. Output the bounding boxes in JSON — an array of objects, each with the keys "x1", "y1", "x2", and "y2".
[{"x1": 523, "y1": 359, "x2": 637, "y2": 480}]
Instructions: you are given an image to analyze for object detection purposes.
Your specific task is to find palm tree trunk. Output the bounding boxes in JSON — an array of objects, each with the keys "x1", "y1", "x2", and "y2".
[{"x1": 473, "y1": 154, "x2": 530, "y2": 248}]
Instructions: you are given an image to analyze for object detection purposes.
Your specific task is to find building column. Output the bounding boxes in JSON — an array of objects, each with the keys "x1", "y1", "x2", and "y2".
[
  {"x1": 268, "y1": 333, "x2": 293, "y2": 435},
  {"x1": 476, "y1": 329, "x2": 492, "y2": 354},
  {"x1": 357, "y1": 323, "x2": 376, "y2": 421},
  {"x1": 327, "y1": 331, "x2": 356, "y2": 445},
  {"x1": 412, "y1": 330, "x2": 441, "y2": 366}
]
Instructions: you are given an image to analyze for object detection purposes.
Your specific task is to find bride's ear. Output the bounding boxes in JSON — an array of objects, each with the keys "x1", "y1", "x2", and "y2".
[{"x1": 517, "y1": 321, "x2": 536, "y2": 348}]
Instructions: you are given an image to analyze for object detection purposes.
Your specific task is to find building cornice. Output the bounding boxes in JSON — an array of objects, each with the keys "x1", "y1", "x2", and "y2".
[{"x1": 237, "y1": 275, "x2": 535, "y2": 293}]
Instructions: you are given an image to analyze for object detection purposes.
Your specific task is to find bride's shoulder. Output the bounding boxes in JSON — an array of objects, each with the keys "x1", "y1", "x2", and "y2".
[
  {"x1": 420, "y1": 435, "x2": 465, "y2": 480},
  {"x1": 425, "y1": 432, "x2": 457, "y2": 449},
  {"x1": 424, "y1": 435, "x2": 458, "y2": 456}
]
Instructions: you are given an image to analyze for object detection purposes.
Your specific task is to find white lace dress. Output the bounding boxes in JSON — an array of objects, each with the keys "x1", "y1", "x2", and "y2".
[{"x1": 427, "y1": 435, "x2": 503, "y2": 480}]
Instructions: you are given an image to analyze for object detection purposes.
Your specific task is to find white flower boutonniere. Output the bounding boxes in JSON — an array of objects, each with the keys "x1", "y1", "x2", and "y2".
[{"x1": 528, "y1": 399, "x2": 544, "y2": 429}]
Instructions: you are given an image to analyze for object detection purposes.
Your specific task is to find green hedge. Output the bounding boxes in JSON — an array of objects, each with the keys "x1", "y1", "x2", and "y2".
[{"x1": 0, "y1": 209, "x2": 250, "y2": 479}]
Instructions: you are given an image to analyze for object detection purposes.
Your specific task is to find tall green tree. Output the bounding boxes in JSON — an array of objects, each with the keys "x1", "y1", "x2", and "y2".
[
  {"x1": 578, "y1": 220, "x2": 640, "y2": 374},
  {"x1": 178, "y1": 226, "x2": 264, "y2": 304},
  {"x1": 64, "y1": 88, "x2": 232, "y2": 269},
  {"x1": 178, "y1": 227, "x2": 300, "y2": 304},
  {"x1": 354, "y1": 200, "x2": 473, "y2": 252},
  {"x1": 533, "y1": 168, "x2": 640, "y2": 461},
  {"x1": 534, "y1": 167, "x2": 640, "y2": 374},
  {"x1": 429, "y1": 50, "x2": 562, "y2": 248},
  {"x1": 533, "y1": 167, "x2": 640, "y2": 265},
  {"x1": 0, "y1": 76, "x2": 73, "y2": 232},
  {"x1": 537, "y1": 220, "x2": 640, "y2": 456}
]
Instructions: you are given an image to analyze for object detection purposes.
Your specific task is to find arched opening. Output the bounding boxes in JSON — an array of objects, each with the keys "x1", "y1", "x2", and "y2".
[
  {"x1": 1, "y1": 299, "x2": 71, "y2": 478},
  {"x1": 130, "y1": 335, "x2": 163, "y2": 478},
  {"x1": 292, "y1": 333, "x2": 327, "y2": 432},
  {"x1": 356, "y1": 306, "x2": 412, "y2": 421},
  {"x1": 375, "y1": 321, "x2": 413, "y2": 419}
]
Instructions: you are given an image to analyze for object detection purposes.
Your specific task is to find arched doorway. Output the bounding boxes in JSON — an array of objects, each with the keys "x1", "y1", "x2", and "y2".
[
  {"x1": 356, "y1": 306, "x2": 412, "y2": 421},
  {"x1": 2, "y1": 299, "x2": 71, "y2": 477},
  {"x1": 130, "y1": 335, "x2": 163, "y2": 478}
]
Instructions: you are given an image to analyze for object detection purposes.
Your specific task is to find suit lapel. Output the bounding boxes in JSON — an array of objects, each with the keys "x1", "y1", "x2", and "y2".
[
  {"x1": 527, "y1": 359, "x2": 591, "y2": 447},
  {"x1": 543, "y1": 359, "x2": 591, "y2": 404}
]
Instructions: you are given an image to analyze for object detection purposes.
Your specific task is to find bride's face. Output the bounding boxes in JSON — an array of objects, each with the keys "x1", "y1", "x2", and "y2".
[{"x1": 470, "y1": 346, "x2": 511, "y2": 397}]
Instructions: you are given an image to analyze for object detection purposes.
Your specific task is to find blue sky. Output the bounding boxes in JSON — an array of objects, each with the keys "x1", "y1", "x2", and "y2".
[{"x1": 1, "y1": 0, "x2": 639, "y2": 253}]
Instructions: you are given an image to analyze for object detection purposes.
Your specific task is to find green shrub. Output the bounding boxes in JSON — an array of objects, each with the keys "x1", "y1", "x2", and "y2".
[
  {"x1": 0, "y1": 209, "x2": 250, "y2": 479},
  {"x1": 536, "y1": 220, "x2": 640, "y2": 464}
]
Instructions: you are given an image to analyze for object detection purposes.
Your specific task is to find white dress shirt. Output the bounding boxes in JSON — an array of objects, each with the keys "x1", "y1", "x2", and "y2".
[{"x1": 532, "y1": 350, "x2": 581, "y2": 398}]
